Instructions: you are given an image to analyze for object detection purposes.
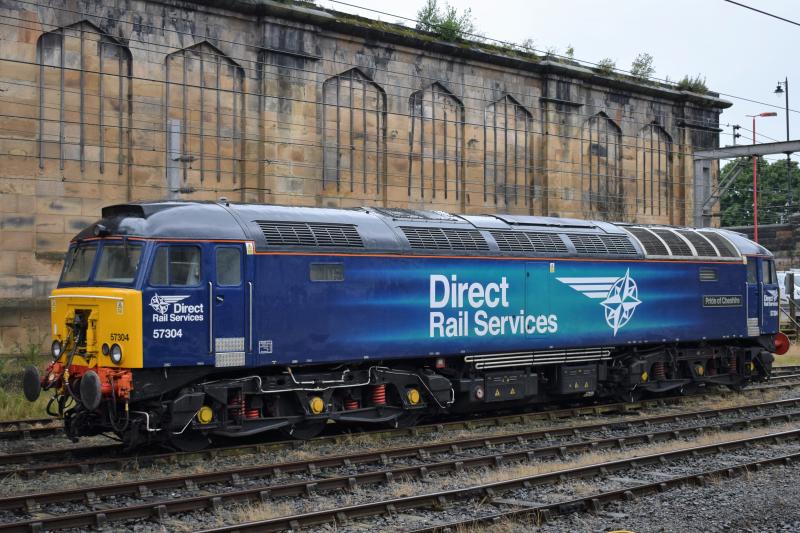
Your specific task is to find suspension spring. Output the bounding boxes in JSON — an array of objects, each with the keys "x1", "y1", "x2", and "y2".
[
  {"x1": 344, "y1": 398, "x2": 359, "y2": 411},
  {"x1": 729, "y1": 355, "x2": 738, "y2": 374},
  {"x1": 228, "y1": 394, "x2": 245, "y2": 420},
  {"x1": 652, "y1": 360, "x2": 666, "y2": 381},
  {"x1": 372, "y1": 384, "x2": 387, "y2": 406}
]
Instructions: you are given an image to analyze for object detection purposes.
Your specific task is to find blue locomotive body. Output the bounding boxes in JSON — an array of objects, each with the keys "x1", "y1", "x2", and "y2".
[
  {"x1": 36, "y1": 201, "x2": 783, "y2": 447},
  {"x1": 144, "y1": 254, "x2": 767, "y2": 367}
]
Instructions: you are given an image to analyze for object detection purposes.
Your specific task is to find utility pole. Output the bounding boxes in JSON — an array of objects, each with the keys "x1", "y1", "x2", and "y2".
[{"x1": 775, "y1": 78, "x2": 792, "y2": 214}]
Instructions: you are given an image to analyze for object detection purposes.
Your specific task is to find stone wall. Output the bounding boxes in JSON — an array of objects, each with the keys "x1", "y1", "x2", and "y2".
[{"x1": 0, "y1": 0, "x2": 730, "y2": 353}]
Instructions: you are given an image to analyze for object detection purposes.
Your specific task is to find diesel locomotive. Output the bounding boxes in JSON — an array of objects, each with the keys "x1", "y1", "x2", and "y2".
[{"x1": 23, "y1": 201, "x2": 789, "y2": 450}]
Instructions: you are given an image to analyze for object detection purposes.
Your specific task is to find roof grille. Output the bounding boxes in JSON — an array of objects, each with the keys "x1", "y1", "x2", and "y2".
[
  {"x1": 626, "y1": 227, "x2": 669, "y2": 256},
  {"x1": 489, "y1": 231, "x2": 568, "y2": 254},
  {"x1": 372, "y1": 207, "x2": 461, "y2": 222},
  {"x1": 567, "y1": 234, "x2": 638, "y2": 256},
  {"x1": 677, "y1": 230, "x2": 718, "y2": 257},
  {"x1": 651, "y1": 229, "x2": 693, "y2": 256},
  {"x1": 256, "y1": 221, "x2": 363, "y2": 248},
  {"x1": 401, "y1": 227, "x2": 489, "y2": 251},
  {"x1": 698, "y1": 231, "x2": 740, "y2": 258}
]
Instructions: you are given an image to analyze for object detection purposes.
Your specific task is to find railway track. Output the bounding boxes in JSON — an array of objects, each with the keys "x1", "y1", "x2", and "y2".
[
  {"x1": 404, "y1": 449, "x2": 800, "y2": 533},
  {"x1": 0, "y1": 411, "x2": 800, "y2": 532},
  {"x1": 2, "y1": 378, "x2": 798, "y2": 477},
  {"x1": 194, "y1": 428, "x2": 800, "y2": 533},
  {"x1": 1, "y1": 401, "x2": 797, "y2": 532}
]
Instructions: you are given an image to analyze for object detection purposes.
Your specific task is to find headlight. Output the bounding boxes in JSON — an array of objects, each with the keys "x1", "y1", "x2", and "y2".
[
  {"x1": 51, "y1": 340, "x2": 62, "y2": 359},
  {"x1": 109, "y1": 344, "x2": 122, "y2": 365}
]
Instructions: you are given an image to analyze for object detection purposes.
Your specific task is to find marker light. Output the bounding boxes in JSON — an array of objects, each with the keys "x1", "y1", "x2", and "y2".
[
  {"x1": 51, "y1": 340, "x2": 62, "y2": 359},
  {"x1": 110, "y1": 344, "x2": 123, "y2": 365}
]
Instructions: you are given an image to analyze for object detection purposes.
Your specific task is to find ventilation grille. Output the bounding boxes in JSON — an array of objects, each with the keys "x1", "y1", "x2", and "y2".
[
  {"x1": 257, "y1": 221, "x2": 364, "y2": 248},
  {"x1": 651, "y1": 229, "x2": 693, "y2": 256},
  {"x1": 699, "y1": 231, "x2": 740, "y2": 258},
  {"x1": 490, "y1": 231, "x2": 568, "y2": 254},
  {"x1": 626, "y1": 227, "x2": 669, "y2": 256},
  {"x1": 699, "y1": 267, "x2": 718, "y2": 281},
  {"x1": 401, "y1": 227, "x2": 489, "y2": 251},
  {"x1": 677, "y1": 230, "x2": 718, "y2": 257},
  {"x1": 567, "y1": 234, "x2": 638, "y2": 256},
  {"x1": 372, "y1": 207, "x2": 460, "y2": 222}
]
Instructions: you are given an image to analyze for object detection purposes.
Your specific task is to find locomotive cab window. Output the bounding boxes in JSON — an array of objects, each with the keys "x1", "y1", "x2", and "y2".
[
  {"x1": 60, "y1": 244, "x2": 97, "y2": 283},
  {"x1": 746, "y1": 259, "x2": 758, "y2": 284},
  {"x1": 762, "y1": 259, "x2": 777, "y2": 284},
  {"x1": 310, "y1": 263, "x2": 344, "y2": 282},
  {"x1": 149, "y1": 245, "x2": 202, "y2": 287},
  {"x1": 95, "y1": 242, "x2": 142, "y2": 284},
  {"x1": 216, "y1": 247, "x2": 242, "y2": 286}
]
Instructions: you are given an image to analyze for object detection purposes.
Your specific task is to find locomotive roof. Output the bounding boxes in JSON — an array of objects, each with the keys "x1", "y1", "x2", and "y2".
[{"x1": 74, "y1": 201, "x2": 771, "y2": 261}]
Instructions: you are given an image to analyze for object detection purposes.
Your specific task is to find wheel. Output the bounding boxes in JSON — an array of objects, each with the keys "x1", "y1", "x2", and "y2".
[
  {"x1": 280, "y1": 420, "x2": 327, "y2": 440},
  {"x1": 168, "y1": 428, "x2": 211, "y2": 451},
  {"x1": 382, "y1": 411, "x2": 421, "y2": 429},
  {"x1": 615, "y1": 389, "x2": 643, "y2": 404}
]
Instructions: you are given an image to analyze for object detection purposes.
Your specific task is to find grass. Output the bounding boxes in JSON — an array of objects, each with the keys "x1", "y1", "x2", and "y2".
[
  {"x1": 0, "y1": 349, "x2": 52, "y2": 421},
  {"x1": 776, "y1": 343, "x2": 800, "y2": 366}
]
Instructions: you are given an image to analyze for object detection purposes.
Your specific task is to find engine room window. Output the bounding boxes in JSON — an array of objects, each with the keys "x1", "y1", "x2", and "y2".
[
  {"x1": 216, "y1": 247, "x2": 241, "y2": 286},
  {"x1": 61, "y1": 244, "x2": 97, "y2": 283},
  {"x1": 310, "y1": 263, "x2": 344, "y2": 282},
  {"x1": 94, "y1": 243, "x2": 142, "y2": 284},
  {"x1": 149, "y1": 246, "x2": 202, "y2": 287}
]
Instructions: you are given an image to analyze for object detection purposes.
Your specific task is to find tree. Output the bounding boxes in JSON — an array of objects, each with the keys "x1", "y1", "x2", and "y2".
[
  {"x1": 416, "y1": 0, "x2": 476, "y2": 41},
  {"x1": 630, "y1": 52, "x2": 655, "y2": 80},
  {"x1": 719, "y1": 158, "x2": 800, "y2": 226}
]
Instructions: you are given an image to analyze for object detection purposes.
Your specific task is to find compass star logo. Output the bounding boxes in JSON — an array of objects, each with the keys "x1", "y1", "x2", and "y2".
[
  {"x1": 149, "y1": 293, "x2": 189, "y2": 315},
  {"x1": 600, "y1": 269, "x2": 641, "y2": 335},
  {"x1": 556, "y1": 270, "x2": 642, "y2": 336}
]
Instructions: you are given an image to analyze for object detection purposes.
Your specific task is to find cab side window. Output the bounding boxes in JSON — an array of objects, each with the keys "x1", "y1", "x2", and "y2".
[
  {"x1": 216, "y1": 247, "x2": 241, "y2": 286},
  {"x1": 149, "y1": 245, "x2": 202, "y2": 287},
  {"x1": 746, "y1": 260, "x2": 758, "y2": 284},
  {"x1": 762, "y1": 260, "x2": 777, "y2": 284}
]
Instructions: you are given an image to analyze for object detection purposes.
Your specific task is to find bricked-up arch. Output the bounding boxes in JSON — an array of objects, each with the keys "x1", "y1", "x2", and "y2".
[
  {"x1": 322, "y1": 68, "x2": 387, "y2": 196},
  {"x1": 483, "y1": 95, "x2": 533, "y2": 208},
  {"x1": 408, "y1": 82, "x2": 464, "y2": 201},
  {"x1": 165, "y1": 42, "x2": 244, "y2": 191},
  {"x1": 581, "y1": 112, "x2": 623, "y2": 219},
  {"x1": 636, "y1": 123, "x2": 673, "y2": 218},
  {"x1": 37, "y1": 21, "x2": 132, "y2": 174}
]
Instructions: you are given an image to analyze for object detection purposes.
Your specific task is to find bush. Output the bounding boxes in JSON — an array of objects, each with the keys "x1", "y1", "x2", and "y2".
[
  {"x1": 416, "y1": 0, "x2": 476, "y2": 42},
  {"x1": 595, "y1": 58, "x2": 616, "y2": 75},
  {"x1": 630, "y1": 52, "x2": 655, "y2": 81},
  {"x1": 676, "y1": 74, "x2": 708, "y2": 94}
]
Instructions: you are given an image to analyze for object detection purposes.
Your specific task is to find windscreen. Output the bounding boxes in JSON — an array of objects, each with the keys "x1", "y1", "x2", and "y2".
[
  {"x1": 94, "y1": 243, "x2": 143, "y2": 284},
  {"x1": 60, "y1": 244, "x2": 97, "y2": 283}
]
